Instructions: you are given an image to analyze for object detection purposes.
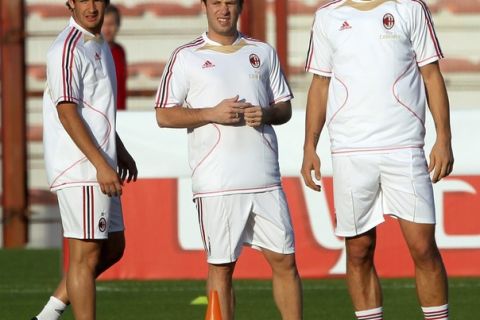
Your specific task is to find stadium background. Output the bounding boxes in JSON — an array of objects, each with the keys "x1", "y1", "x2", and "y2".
[{"x1": 0, "y1": 0, "x2": 479, "y2": 318}]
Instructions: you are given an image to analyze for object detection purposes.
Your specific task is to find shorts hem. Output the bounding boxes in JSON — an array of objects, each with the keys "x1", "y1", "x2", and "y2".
[
  {"x1": 386, "y1": 212, "x2": 435, "y2": 224},
  {"x1": 63, "y1": 233, "x2": 108, "y2": 240},
  {"x1": 108, "y1": 226, "x2": 125, "y2": 233},
  {"x1": 246, "y1": 242, "x2": 295, "y2": 255},
  {"x1": 335, "y1": 218, "x2": 385, "y2": 238},
  {"x1": 207, "y1": 257, "x2": 239, "y2": 265},
  {"x1": 335, "y1": 212, "x2": 435, "y2": 237}
]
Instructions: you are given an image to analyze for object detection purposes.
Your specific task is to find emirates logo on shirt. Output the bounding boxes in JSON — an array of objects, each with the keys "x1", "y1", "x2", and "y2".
[
  {"x1": 202, "y1": 60, "x2": 215, "y2": 69},
  {"x1": 339, "y1": 21, "x2": 352, "y2": 31},
  {"x1": 249, "y1": 53, "x2": 261, "y2": 68},
  {"x1": 383, "y1": 13, "x2": 395, "y2": 30}
]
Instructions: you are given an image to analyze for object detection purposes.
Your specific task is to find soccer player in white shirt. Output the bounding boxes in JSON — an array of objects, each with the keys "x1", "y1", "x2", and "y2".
[
  {"x1": 33, "y1": 1, "x2": 137, "y2": 319},
  {"x1": 302, "y1": 1, "x2": 453, "y2": 319},
  {"x1": 155, "y1": 0, "x2": 302, "y2": 319}
]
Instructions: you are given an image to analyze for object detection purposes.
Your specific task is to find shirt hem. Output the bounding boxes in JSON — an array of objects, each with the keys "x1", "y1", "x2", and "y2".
[
  {"x1": 51, "y1": 181, "x2": 99, "y2": 192},
  {"x1": 192, "y1": 184, "x2": 282, "y2": 199},
  {"x1": 331, "y1": 145, "x2": 424, "y2": 156}
]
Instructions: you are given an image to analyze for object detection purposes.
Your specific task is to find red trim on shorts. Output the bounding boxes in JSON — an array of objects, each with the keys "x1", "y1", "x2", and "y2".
[
  {"x1": 83, "y1": 186, "x2": 86, "y2": 239},
  {"x1": 90, "y1": 186, "x2": 95, "y2": 239}
]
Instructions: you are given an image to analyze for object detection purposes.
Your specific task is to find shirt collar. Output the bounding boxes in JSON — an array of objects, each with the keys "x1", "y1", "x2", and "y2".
[{"x1": 202, "y1": 31, "x2": 243, "y2": 46}]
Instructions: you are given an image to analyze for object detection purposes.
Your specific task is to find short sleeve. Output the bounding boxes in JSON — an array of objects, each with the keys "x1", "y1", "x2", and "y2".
[
  {"x1": 155, "y1": 50, "x2": 188, "y2": 108},
  {"x1": 305, "y1": 12, "x2": 333, "y2": 76},
  {"x1": 267, "y1": 47, "x2": 293, "y2": 105},
  {"x1": 410, "y1": 1, "x2": 443, "y2": 67},
  {"x1": 47, "y1": 30, "x2": 83, "y2": 106}
]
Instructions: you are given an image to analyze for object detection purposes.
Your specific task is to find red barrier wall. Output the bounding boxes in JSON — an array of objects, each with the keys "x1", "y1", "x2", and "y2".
[{"x1": 61, "y1": 175, "x2": 480, "y2": 280}]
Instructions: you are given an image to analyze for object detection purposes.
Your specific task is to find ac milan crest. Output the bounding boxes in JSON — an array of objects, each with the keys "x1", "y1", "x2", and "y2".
[
  {"x1": 249, "y1": 53, "x2": 261, "y2": 68},
  {"x1": 383, "y1": 13, "x2": 395, "y2": 30},
  {"x1": 99, "y1": 217, "x2": 107, "y2": 232}
]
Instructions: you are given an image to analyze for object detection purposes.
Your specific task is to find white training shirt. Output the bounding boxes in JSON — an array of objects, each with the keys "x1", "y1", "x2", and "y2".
[
  {"x1": 156, "y1": 32, "x2": 293, "y2": 198},
  {"x1": 306, "y1": 0, "x2": 443, "y2": 154},
  {"x1": 43, "y1": 17, "x2": 118, "y2": 191}
]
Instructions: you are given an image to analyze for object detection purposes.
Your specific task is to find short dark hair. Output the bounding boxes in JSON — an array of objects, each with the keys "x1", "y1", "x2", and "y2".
[
  {"x1": 65, "y1": 0, "x2": 111, "y2": 11},
  {"x1": 105, "y1": 4, "x2": 121, "y2": 27},
  {"x1": 201, "y1": 0, "x2": 244, "y2": 10}
]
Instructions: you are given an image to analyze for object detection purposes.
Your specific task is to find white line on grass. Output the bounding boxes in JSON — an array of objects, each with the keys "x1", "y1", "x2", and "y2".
[{"x1": 1, "y1": 280, "x2": 479, "y2": 294}]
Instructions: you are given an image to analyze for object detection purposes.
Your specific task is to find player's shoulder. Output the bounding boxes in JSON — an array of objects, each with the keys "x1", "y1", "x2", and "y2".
[
  {"x1": 312, "y1": 0, "x2": 344, "y2": 24},
  {"x1": 170, "y1": 36, "x2": 206, "y2": 58},
  {"x1": 50, "y1": 25, "x2": 84, "y2": 51},
  {"x1": 242, "y1": 34, "x2": 276, "y2": 55},
  {"x1": 399, "y1": 0, "x2": 431, "y2": 11},
  {"x1": 48, "y1": 25, "x2": 85, "y2": 57},
  {"x1": 315, "y1": 0, "x2": 345, "y2": 15}
]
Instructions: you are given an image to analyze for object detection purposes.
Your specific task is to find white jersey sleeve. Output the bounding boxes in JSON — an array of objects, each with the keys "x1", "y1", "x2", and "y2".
[
  {"x1": 155, "y1": 48, "x2": 189, "y2": 108},
  {"x1": 410, "y1": 0, "x2": 443, "y2": 66},
  {"x1": 267, "y1": 46, "x2": 293, "y2": 104},
  {"x1": 305, "y1": 12, "x2": 333, "y2": 77},
  {"x1": 47, "y1": 28, "x2": 83, "y2": 105}
]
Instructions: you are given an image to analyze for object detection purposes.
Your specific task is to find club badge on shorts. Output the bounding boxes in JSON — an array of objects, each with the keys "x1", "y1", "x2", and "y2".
[{"x1": 99, "y1": 217, "x2": 107, "y2": 232}]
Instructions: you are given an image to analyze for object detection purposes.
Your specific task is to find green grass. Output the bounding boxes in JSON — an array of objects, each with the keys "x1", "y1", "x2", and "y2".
[{"x1": 1, "y1": 249, "x2": 479, "y2": 319}]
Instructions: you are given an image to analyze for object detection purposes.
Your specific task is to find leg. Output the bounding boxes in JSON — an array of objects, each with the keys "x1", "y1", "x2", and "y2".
[
  {"x1": 66, "y1": 239, "x2": 102, "y2": 320},
  {"x1": 262, "y1": 249, "x2": 303, "y2": 320},
  {"x1": 41, "y1": 231, "x2": 125, "y2": 317},
  {"x1": 35, "y1": 188, "x2": 125, "y2": 320},
  {"x1": 207, "y1": 262, "x2": 236, "y2": 320},
  {"x1": 398, "y1": 219, "x2": 448, "y2": 306},
  {"x1": 52, "y1": 278, "x2": 69, "y2": 305},
  {"x1": 345, "y1": 228, "x2": 382, "y2": 311},
  {"x1": 95, "y1": 231, "x2": 125, "y2": 275}
]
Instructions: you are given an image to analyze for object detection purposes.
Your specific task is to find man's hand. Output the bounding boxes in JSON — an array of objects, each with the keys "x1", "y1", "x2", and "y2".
[
  {"x1": 301, "y1": 148, "x2": 322, "y2": 192},
  {"x1": 97, "y1": 163, "x2": 123, "y2": 197},
  {"x1": 243, "y1": 105, "x2": 264, "y2": 127},
  {"x1": 428, "y1": 139, "x2": 454, "y2": 183},
  {"x1": 118, "y1": 148, "x2": 138, "y2": 184},
  {"x1": 208, "y1": 95, "x2": 251, "y2": 125}
]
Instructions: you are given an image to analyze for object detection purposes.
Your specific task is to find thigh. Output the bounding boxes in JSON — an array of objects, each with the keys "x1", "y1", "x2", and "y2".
[
  {"x1": 68, "y1": 237, "x2": 103, "y2": 264},
  {"x1": 57, "y1": 185, "x2": 121, "y2": 240},
  {"x1": 247, "y1": 189, "x2": 295, "y2": 255},
  {"x1": 398, "y1": 218, "x2": 441, "y2": 264},
  {"x1": 332, "y1": 154, "x2": 383, "y2": 237},
  {"x1": 194, "y1": 195, "x2": 252, "y2": 264},
  {"x1": 381, "y1": 149, "x2": 435, "y2": 223}
]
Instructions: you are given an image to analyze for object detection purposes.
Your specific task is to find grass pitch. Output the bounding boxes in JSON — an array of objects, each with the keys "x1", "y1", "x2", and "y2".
[{"x1": 1, "y1": 249, "x2": 479, "y2": 319}]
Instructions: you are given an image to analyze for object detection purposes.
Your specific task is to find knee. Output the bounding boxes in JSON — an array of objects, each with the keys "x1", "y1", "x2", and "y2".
[
  {"x1": 71, "y1": 249, "x2": 101, "y2": 272},
  {"x1": 209, "y1": 263, "x2": 236, "y2": 279},
  {"x1": 269, "y1": 254, "x2": 299, "y2": 277},
  {"x1": 409, "y1": 240, "x2": 441, "y2": 266},
  {"x1": 346, "y1": 238, "x2": 375, "y2": 266}
]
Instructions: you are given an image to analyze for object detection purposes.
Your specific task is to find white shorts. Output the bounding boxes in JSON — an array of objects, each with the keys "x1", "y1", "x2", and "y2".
[
  {"x1": 57, "y1": 185, "x2": 124, "y2": 240},
  {"x1": 332, "y1": 148, "x2": 435, "y2": 237},
  {"x1": 195, "y1": 189, "x2": 295, "y2": 264}
]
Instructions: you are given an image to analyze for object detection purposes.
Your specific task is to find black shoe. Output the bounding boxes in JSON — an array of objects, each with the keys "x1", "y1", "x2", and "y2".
[{"x1": 31, "y1": 317, "x2": 38, "y2": 320}]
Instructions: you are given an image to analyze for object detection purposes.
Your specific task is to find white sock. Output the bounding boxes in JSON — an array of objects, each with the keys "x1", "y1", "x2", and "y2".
[
  {"x1": 35, "y1": 296, "x2": 67, "y2": 320},
  {"x1": 422, "y1": 304, "x2": 449, "y2": 320},
  {"x1": 355, "y1": 306, "x2": 384, "y2": 320}
]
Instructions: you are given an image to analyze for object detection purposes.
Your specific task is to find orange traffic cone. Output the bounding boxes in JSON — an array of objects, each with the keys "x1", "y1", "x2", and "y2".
[{"x1": 205, "y1": 290, "x2": 222, "y2": 320}]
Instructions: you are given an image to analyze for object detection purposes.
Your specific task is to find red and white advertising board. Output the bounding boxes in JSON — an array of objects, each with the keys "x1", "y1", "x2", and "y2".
[{"x1": 71, "y1": 110, "x2": 480, "y2": 279}]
